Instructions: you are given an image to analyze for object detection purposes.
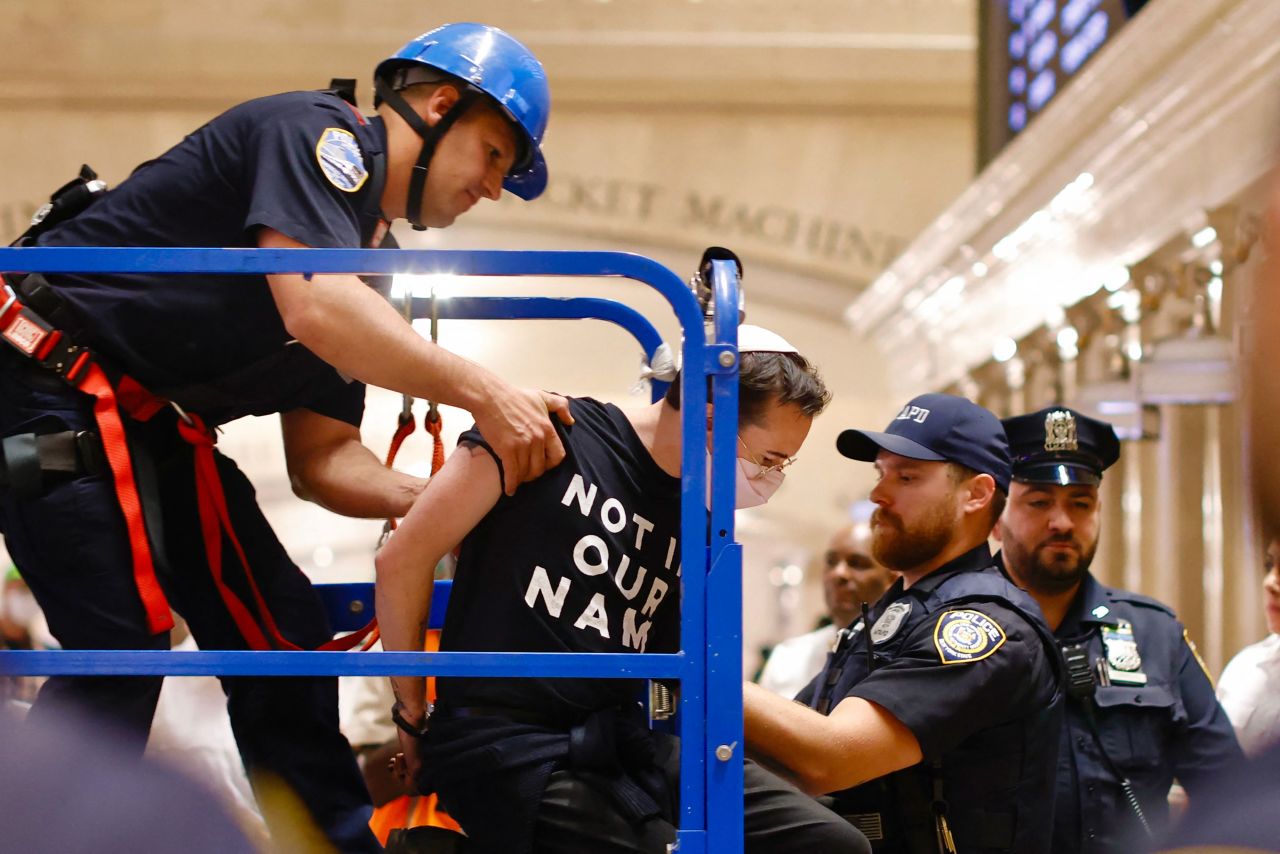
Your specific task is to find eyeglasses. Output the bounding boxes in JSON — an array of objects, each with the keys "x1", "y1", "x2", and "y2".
[{"x1": 737, "y1": 435, "x2": 797, "y2": 477}]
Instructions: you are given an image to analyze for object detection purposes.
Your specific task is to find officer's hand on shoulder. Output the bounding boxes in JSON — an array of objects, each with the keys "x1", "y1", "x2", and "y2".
[{"x1": 474, "y1": 385, "x2": 573, "y2": 495}]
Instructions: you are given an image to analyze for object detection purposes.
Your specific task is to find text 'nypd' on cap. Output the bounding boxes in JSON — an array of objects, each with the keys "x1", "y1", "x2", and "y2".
[{"x1": 836, "y1": 393, "x2": 1012, "y2": 492}]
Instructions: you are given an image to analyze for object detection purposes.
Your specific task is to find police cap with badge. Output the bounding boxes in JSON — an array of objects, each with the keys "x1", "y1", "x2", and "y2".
[{"x1": 1002, "y1": 406, "x2": 1120, "y2": 486}]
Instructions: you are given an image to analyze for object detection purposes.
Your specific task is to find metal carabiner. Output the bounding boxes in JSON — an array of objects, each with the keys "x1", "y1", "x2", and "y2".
[{"x1": 169, "y1": 399, "x2": 196, "y2": 428}]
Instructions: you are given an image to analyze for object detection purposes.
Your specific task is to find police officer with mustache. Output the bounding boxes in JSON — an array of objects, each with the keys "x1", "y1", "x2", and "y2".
[{"x1": 995, "y1": 407, "x2": 1243, "y2": 853}]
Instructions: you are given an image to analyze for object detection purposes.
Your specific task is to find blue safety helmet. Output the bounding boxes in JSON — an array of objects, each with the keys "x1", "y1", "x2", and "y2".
[{"x1": 375, "y1": 23, "x2": 550, "y2": 203}]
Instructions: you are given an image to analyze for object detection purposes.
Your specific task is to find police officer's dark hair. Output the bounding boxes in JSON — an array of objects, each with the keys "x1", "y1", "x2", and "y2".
[
  {"x1": 664, "y1": 351, "x2": 831, "y2": 425},
  {"x1": 947, "y1": 462, "x2": 1007, "y2": 526},
  {"x1": 385, "y1": 67, "x2": 504, "y2": 119}
]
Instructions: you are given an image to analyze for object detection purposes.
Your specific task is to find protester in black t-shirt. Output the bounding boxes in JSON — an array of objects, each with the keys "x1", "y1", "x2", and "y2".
[{"x1": 374, "y1": 326, "x2": 867, "y2": 853}]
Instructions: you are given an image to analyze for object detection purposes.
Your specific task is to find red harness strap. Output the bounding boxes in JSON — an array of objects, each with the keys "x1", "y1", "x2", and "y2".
[
  {"x1": 2, "y1": 285, "x2": 378, "y2": 650},
  {"x1": 76, "y1": 363, "x2": 175, "y2": 635},
  {"x1": 1, "y1": 292, "x2": 173, "y2": 634},
  {"x1": 174, "y1": 413, "x2": 375, "y2": 651}
]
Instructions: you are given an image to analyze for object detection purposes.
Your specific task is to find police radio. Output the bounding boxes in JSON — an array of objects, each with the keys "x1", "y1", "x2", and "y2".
[
  {"x1": 1059, "y1": 640, "x2": 1154, "y2": 838},
  {"x1": 1061, "y1": 640, "x2": 1097, "y2": 701},
  {"x1": 12, "y1": 164, "x2": 107, "y2": 248}
]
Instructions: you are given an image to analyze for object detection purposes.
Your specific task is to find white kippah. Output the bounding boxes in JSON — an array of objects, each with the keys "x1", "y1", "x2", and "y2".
[{"x1": 737, "y1": 324, "x2": 800, "y2": 355}]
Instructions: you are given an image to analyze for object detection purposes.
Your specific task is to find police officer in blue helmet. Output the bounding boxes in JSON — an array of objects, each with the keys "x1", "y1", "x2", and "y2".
[
  {"x1": 994, "y1": 407, "x2": 1243, "y2": 853},
  {"x1": 0, "y1": 23, "x2": 564, "y2": 853}
]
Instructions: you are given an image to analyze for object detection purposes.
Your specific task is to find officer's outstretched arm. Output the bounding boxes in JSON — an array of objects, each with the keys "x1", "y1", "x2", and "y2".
[
  {"x1": 743, "y1": 681, "x2": 922, "y2": 795},
  {"x1": 282, "y1": 408, "x2": 426, "y2": 518},
  {"x1": 260, "y1": 227, "x2": 571, "y2": 494}
]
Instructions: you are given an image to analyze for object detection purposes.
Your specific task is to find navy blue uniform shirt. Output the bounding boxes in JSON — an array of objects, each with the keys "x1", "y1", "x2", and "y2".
[
  {"x1": 36, "y1": 90, "x2": 389, "y2": 426},
  {"x1": 798, "y1": 544, "x2": 1063, "y2": 853},
  {"x1": 1049, "y1": 572, "x2": 1244, "y2": 853}
]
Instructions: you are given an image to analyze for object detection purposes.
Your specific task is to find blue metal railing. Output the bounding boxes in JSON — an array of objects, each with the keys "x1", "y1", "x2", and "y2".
[{"x1": 0, "y1": 247, "x2": 743, "y2": 853}]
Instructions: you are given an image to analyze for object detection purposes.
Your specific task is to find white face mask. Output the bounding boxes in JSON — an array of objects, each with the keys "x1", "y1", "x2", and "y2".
[{"x1": 705, "y1": 449, "x2": 786, "y2": 509}]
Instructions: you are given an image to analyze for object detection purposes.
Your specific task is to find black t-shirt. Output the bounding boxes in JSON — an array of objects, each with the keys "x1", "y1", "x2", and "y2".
[
  {"x1": 437, "y1": 397, "x2": 683, "y2": 717},
  {"x1": 38, "y1": 90, "x2": 388, "y2": 426}
]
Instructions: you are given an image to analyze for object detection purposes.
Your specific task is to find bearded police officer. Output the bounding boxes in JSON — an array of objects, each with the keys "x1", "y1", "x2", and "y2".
[
  {"x1": 0, "y1": 23, "x2": 567, "y2": 852},
  {"x1": 744, "y1": 393, "x2": 1063, "y2": 853},
  {"x1": 995, "y1": 407, "x2": 1243, "y2": 853}
]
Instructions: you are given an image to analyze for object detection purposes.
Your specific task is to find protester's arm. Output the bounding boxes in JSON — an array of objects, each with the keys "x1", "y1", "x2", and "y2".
[
  {"x1": 743, "y1": 681, "x2": 922, "y2": 795},
  {"x1": 281, "y1": 409, "x2": 426, "y2": 518},
  {"x1": 260, "y1": 228, "x2": 572, "y2": 494},
  {"x1": 373, "y1": 442, "x2": 502, "y2": 777}
]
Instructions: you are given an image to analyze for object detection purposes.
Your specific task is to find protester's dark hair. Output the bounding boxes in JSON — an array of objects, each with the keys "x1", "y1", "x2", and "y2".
[
  {"x1": 664, "y1": 351, "x2": 831, "y2": 425},
  {"x1": 947, "y1": 462, "x2": 1007, "y2": 527}
]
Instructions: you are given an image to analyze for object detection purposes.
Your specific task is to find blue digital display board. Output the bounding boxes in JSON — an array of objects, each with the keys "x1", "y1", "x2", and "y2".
[{"x1": 979, "y1": 0, "x2": 1147, "y2": 166}]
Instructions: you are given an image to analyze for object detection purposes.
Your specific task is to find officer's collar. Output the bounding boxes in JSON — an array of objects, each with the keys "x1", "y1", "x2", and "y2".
[
  {"x1": 1063, "y1": 572, "x2": 1119, "y2": 629},
  {"x1": 903, "y1": 542, "x2": 995, "y2": 596}
]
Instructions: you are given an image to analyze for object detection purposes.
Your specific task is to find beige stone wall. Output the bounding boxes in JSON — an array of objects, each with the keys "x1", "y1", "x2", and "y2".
[{"x1": 0, "y1": 3, "x2": 982, "y2": 668}]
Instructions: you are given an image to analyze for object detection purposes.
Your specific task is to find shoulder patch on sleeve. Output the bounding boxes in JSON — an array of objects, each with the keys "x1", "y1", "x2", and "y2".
[
  {"x1": 934, "y1": 609, "x2": 1007, "y2": 665},
  {"x1": 315, "y1": 127, "x2": 367, "y2": 192},
  {"x1": 1184, "y1": 628, "x2": 1214, "y2": 685}
]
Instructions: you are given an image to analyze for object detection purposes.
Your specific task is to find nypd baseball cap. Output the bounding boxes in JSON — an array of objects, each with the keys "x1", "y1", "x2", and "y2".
[
  {"x1": 1002, "y1": 407, "x2": 1120, "y2": 486},
  {"x1": 836, "y1": 393, "x2": 1012, "y2": 492}
]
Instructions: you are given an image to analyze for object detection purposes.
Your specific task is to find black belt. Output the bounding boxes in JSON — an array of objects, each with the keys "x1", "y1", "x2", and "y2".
[
  {"x1": 433, "y1": 704, "x2": 580, "y2": 729},
  {"x1": 0, "y1": 429, "x2": 105, "y2": 494}
]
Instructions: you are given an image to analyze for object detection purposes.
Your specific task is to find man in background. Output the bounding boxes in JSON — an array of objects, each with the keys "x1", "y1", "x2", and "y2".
[{"x1": 758, "y1": 514, "x2": 896, "y2": 698}]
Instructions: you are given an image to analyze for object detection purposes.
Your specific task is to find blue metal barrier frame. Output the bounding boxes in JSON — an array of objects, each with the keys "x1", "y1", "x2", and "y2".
[
  {"x1": 426, "y1": 296, "x2": 671, "y2": 399},
  {"x1": 0, "y1": 247, "x2": 744, "y2": 854}
]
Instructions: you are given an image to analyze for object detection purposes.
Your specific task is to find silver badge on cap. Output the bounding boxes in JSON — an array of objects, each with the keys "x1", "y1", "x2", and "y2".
[
  {"x1": 871, "y1": 601, "x2": 912, "y2": 645},
  {"x1": 1044, "y1": 410, "x2": 1078, "y2": 453}
]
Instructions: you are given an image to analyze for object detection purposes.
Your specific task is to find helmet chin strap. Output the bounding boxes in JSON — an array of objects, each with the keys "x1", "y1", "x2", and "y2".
[{"x1": 375, "y1": 77, "x2": 478, "y2": 231}]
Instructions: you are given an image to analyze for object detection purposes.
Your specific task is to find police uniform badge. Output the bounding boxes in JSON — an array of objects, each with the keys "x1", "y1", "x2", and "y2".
[
  {"x1": 870, "y1": 601, "x2": 912, "y2": 645},
  {"x1": 934, "y1": 609, "x2": 1006, "y2": 664},
  {"x1": 1101, "y1": 618, "x2": 1147, "y2": 685},
  {"x1": 1044, "y1": 410, "x2": 1078, "y2": 452},
  {"x1": 316, "y1": 128, "x2": 368, "y2": 192}
]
